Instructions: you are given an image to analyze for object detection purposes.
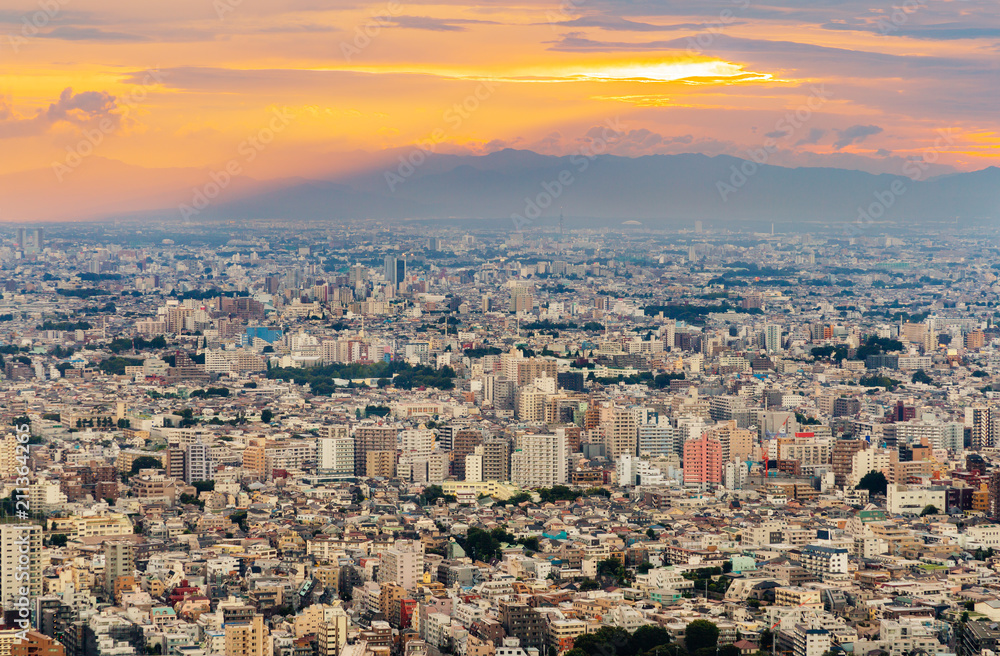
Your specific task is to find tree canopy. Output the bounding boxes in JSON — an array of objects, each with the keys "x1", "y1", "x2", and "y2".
[
  {"x1": 130, "y1": 455, "x2": 162, "y2": 475},
  {"x1": 856, "y1": 470, "x2": 888, "y2": 496},
  {"x1": 684, "y1": 620, "x2": 719, "y2": 654}
]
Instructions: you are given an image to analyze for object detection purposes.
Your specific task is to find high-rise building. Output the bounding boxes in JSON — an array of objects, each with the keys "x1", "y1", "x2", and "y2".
[
  {"x1": 399, "y1": 429, "x2": 435, "y2": 459},
  {"x1": 972, "y1": 405, "x2": 998, "y2": 450},
  {"x1": 319, "y1": 436, "x2": 355, "y2": 477},
  {"x1": 638, "y1": 419, "x2": 675, "y2": 457},
  {"x1": 452, "y1": 429, "x2": 483, "y2": 480},
  {"x1": 0, "y1": 524, "x2": 41, "y2": 608},
  {"x1": 602, "y1": 408, "x2": 638, "y2": 460},
  {"x1": 379, "y1": 540, "x2": 424, "y2": 591},
  {"x1": 765, "y1": 324, "x2": 783, "y2": 353},
  {"x1": 482, "y1": 438, "x2": 511, "y2": 482},
  {"x1": 989, "y1": 471, "x2": 1000, "y2": 521},
  {"x1": 682, "y1": 434, "x2": 723, "y2": 486},
  {"x1": 354, "y1": 425, "x2": 398, "y2": 476},
  {"x1": 966, "y1": 330, "x2": 986, "y2": 350},
  {"x1": 14, "y1": 227, "x2": 42, "y2": 250},
  {"x1": 317, "y1": 607, "x2": 349, "y2": 656},
  {"x1": 224, "y1": 612, "x2": 268, "y2": 656},
  {"x1": 185, "y1": 442, "x2": 213, "y2": 483},
  {"x1": 365, "y1": 450, "x2": 396, "y2": 478},
  {"x1": 163, "y1": 447, "x2": 186, "y2": 481},
  {"x1": 510, "y1": 286, "x2": 533, "y2": 313},
  {"x1": 465, "y1": 446, "x2": 484, "y2": 482},
  {"x1": 384, "y1": 255, "x2": 406, "y2": 287},
  {"x1": 705, "y1": 420, "x2": 754, "y2": 463},
  {"x1": 511, "y1": 431, "x2": 567, "y2": 487},
  {"x1": 103, "y1": 540, "x2": 134, "y2": 597},
  {"x1": 831, "y1": 439, "x2": 866, "y2": 488},
  {"x1": 499, "y1": 602, "x2": 545, "y2": 651},
  {"x1": 515, "y1": 388, "x2": 548, "y2": 422}
]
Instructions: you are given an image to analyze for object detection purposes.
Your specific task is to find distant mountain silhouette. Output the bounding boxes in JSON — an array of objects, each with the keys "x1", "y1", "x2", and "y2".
[
  {"x1": 13, "y1": 149, "x2": 991, "y2": 225},
  {"x1": 185, "y1": 149, "x2": 998, "y2": 226}
]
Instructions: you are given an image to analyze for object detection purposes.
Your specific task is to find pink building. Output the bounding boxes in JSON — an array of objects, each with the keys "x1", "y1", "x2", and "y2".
[{"x1": 683, "y1": 434, "x2": 723, "y2": 486}]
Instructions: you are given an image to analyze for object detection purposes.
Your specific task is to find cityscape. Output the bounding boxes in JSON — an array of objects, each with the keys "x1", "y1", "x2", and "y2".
[
  {"x1": 0, "y1": 220, "x2": 999, "y2": 656},
  {"x1": 3, "y1": 1, "x2": 1000, "y2": 656}
]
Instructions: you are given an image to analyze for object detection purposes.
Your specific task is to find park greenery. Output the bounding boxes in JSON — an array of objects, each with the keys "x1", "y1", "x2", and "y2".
[{"x1": 268, "y1": 361, "x2": 456, "y2": 394}]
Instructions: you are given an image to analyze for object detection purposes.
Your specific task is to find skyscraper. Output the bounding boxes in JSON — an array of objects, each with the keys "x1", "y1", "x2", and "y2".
[{"x1": 384, "y1": 255, "x2": 406, "y2": 287}]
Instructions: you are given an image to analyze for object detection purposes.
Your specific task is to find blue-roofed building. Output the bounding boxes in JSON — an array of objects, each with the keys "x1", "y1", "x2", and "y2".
[{"x1": 245, "y1": 326, "x2": 283, "y2": 344}]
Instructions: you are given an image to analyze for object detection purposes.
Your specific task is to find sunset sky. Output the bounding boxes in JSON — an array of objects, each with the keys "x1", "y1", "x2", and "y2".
[{"x1": 1, "y1": 0, "x2": 999, "y2": 221}]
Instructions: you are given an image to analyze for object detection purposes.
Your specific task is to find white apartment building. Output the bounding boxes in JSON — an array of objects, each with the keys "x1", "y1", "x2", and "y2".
[
  {"x1": 318, "y1": 437, "x2": 355, "y2": 477},
  {"x1": 511, "y1": 432, "x2": 567, "y2": 487},
  {"x1": 0, "y1": 524, "x2": 41, "y2": 608},
  {"x1": 886, "y1": 484, "x2": 946, "y2": 515}
]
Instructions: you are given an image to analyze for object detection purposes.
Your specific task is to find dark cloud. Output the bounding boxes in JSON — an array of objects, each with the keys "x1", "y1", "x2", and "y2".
[
  {"x1": 795, "y1": 128, "x2": 827, "y2": 146},
  {"x1": 833, "y1": 124, "x2": 883, "y2": 149}
]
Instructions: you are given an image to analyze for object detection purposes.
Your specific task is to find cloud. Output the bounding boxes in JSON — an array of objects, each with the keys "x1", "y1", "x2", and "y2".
[
  {"x1": 46, "y1": 88, "x2": 118, "y2": 123},
  {"x1": 386, "y1": 16, "x2": 500, "y2": 31},
  {"x1": 795, "y1": 128, "x2": 827, "y2": 146},
  {"x1": 833, "y1": 124, "x2": 883, "y2": 150},
  {"x1": 0, "y1": 88, "x2": 121, "y2": 139},
  {"x1": 547, "y1": 17, "x2": 714, "y2": 32},
  {"x1": 39, "y1": 26, "x2": 147, "y2": 41}
]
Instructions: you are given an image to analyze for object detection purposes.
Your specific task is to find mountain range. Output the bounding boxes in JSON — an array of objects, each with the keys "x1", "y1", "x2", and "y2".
[{"x1": 4, "y1": 150, "x2": 998, "y2": 226}]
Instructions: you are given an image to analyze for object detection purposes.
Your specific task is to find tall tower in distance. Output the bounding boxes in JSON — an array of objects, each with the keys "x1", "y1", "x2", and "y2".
[{"x1": 15, "y1": 227, "x2": 43, "y2": 250}]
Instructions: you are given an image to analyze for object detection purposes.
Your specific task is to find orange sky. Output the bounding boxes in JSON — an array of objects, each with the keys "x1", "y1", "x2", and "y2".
[{"x1": 1, "y1": 0, "x2": 999, "y2": 221}]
